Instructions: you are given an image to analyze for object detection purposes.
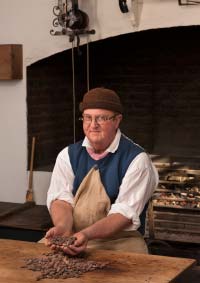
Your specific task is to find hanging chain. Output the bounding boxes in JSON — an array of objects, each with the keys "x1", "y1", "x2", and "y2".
[
  {"x1": 71, "y1": 40, "x2": 76, "y2": 143},
  {"x1": 71, "y1": 35, "x2": 91, "y2": 143},
  {"x1": 50, "y1": 1, "x2": 95, "y2": 145},
  {"x1": 86, "y1": 35, "x2": 90, "y2": 92}
]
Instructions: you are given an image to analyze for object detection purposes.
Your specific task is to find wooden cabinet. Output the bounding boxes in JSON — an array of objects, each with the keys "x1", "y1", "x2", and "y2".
[{"x1": 0, "y1": 44, "x2": 23, "y2": 80}]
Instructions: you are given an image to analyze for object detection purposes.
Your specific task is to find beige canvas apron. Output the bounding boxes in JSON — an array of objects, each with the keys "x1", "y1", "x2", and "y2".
[{"x1": 73, "y1": 166, "x2": 148, "y2": 254}]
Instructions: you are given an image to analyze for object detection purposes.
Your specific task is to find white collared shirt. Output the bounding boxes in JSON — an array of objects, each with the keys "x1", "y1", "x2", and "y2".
[{"x1": 47, "y1": 129, "x2": 159, "y2": 231}]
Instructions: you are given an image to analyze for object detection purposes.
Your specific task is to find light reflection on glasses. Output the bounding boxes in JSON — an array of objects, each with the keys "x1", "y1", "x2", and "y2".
[{"x1": 79, "y1": 114, "x2": 117, "y2": 125}]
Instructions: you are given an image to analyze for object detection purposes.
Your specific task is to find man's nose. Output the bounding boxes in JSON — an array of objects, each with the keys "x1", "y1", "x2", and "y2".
[{"x1": 90, "y1": 118, "x2": 99, "y2": 126}]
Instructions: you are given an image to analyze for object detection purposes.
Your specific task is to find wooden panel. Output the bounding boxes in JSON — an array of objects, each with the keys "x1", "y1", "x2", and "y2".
[
  {"x1": 0, "y1": 44, "x2": 22, "y2": 80},
  {"x1": 0, "y1": 239, "x2": 196, "y2": 283},
  {"x1": 146, "y1": 205, "x2": 200, "y2": 243},
  {"x1": 153, "y1": 229, "x2": 200, "y2": 244}
]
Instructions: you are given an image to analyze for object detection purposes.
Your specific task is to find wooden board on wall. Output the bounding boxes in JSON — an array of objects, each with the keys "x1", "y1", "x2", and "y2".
[{"x1": 0, "y1": 44, "x2": 23, "y2": 80}]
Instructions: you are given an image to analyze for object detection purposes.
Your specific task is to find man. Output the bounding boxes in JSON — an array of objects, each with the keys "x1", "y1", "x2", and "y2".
[{"x1": 45, "y1": 87, "x2": 158, "y2": 255}]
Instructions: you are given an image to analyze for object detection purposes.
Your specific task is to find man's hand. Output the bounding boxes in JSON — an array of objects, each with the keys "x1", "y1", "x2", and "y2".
[
  {"x1": 44, "y1": 225, "x2": 70, "y2": 249},
  {"x1": 45, "y1": 200, "x2": 74, "y2": 250},
  {"x1": 60, "y1": 231, "x2": 89, "y2": 256}
]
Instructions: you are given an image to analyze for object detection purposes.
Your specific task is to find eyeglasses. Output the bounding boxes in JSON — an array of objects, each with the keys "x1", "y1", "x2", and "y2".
[{"x1": 79, "y1": 114, "x2": 117, "y2": 125}]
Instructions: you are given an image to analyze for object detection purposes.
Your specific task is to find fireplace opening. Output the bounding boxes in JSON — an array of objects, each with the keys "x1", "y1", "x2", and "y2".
[{"x1": 27, "y1": 25, "x2": 200, "y2": 172}]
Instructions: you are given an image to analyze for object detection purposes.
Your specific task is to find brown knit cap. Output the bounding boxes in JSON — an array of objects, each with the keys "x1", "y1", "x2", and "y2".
[{"x1": 79, "y1": 87, "x2": 123, "y2": 113}]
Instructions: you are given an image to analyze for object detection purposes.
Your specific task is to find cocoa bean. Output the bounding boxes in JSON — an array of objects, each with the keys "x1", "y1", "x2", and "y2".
[
  {"x1": 49, "y1": 235, "x2": 77, "y2": 247},
  {"x1": 21, "y1": 250, "x2": 109, "y2": 281}
]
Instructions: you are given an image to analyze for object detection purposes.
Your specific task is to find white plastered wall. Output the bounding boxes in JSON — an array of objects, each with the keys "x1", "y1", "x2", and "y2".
[{"x1": 0, "y1": 0, "x2": 199, "y2": 205}]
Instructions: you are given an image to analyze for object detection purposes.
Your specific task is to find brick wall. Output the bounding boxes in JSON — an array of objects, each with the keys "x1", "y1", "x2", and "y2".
[{"x1": 27, "y1": 26, "x2": 200, "y2": 171}]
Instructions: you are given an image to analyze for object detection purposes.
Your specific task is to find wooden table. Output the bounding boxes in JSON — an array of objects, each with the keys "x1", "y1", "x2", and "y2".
[{"x1": 0, "y1": 239, "x2": 196, "y2": 283}]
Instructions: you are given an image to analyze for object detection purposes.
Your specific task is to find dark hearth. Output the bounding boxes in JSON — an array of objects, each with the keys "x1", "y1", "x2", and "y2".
[{"x1": 27, "y1": 25, "x2": 200, "y2": 171}]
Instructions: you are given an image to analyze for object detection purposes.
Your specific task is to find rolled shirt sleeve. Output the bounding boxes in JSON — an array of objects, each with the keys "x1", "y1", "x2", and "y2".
[
  {"x1": 108, "y1": 152, "x2": 159, "y2": 230},
  {"x1": 47, "y1": 147, "x2": 75, "y2": 211}
]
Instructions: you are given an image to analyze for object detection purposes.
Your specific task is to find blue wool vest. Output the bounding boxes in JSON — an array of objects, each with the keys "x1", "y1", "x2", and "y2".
[{"x1": 68, "y1": 134, "x2": 144, "y2": 204}]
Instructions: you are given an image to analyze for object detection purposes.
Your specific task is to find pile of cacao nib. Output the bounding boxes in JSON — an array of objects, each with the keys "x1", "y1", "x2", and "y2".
[
  {"x1": 49, "y1": 235, "x2": 77, "y2": 247},
  {"x1": 21, "y1": 236, "x2": 109, "y2": 281}
]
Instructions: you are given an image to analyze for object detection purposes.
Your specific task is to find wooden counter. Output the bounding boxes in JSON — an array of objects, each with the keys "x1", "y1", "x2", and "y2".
[
  {"x1": 0, "y1": 202, "x2": 52, "y2": 242},
  {"x1": 0, "y1": 202, "x2": 51, "y2": 231},
  {"x1": 0, "y1": 239, "x2": 196, "y2": 283}
]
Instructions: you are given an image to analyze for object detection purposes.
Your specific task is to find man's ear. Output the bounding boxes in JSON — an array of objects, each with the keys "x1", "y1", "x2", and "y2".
[{"x1": 116, "y1": 114, "x2": 123, "y2": 128}]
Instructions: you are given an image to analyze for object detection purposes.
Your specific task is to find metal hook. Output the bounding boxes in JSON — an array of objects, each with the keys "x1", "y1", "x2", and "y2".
[{"x1": 119, "y1": 0, "x2": 129, "y2": 13}]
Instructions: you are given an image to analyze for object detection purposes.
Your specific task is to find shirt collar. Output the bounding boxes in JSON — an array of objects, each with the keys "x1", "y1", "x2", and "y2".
[{"x1": 82, "y1": 128, "x2": 121, "y2": 153}]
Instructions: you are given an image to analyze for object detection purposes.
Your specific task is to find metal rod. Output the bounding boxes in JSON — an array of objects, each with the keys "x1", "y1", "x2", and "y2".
[
  {"x1": 71, "y1": 41, "x2": 76, "y2": 143},
  {"x1": 86, "y1": 36, "x2": 90, "y2": 91}
]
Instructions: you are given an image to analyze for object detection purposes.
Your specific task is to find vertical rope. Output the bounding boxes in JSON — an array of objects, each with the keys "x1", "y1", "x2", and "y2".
[
  {"x1": 86, "y1": 36, "x2": 90, "y2": 91},
  {"x1": 71, "y1": 35, "x2": 90, "y2": 143},
  {"x1": 71, "y1": 40, "x2": 76, "y2": 143}
]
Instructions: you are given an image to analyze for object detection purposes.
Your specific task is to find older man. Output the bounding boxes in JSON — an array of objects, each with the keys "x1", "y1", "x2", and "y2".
[{"x1": 45, "y1": 87, "x2": 158, "y2": 255}]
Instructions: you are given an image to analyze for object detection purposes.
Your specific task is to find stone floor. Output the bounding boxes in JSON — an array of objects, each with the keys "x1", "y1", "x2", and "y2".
[{"x1": 147, "y1": 239, "x2": 200, "y2": 283}]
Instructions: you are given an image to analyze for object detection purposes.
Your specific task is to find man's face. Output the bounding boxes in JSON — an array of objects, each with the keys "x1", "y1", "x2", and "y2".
[{"x1": 82, "y1": 109, "x2": 122, "y2": 151}]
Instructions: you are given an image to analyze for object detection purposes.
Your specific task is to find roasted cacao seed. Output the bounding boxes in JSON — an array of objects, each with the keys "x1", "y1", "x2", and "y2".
[{"x1": 21, "y1": 250, "x2": 109, "y2": 280}]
